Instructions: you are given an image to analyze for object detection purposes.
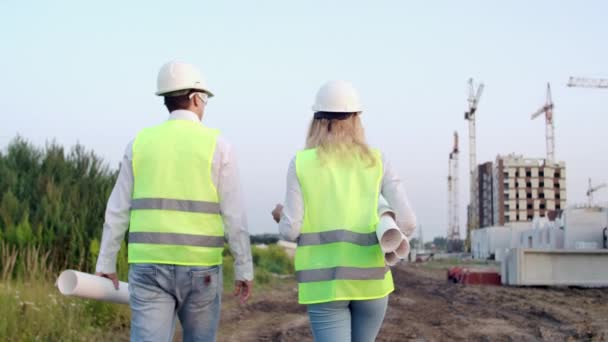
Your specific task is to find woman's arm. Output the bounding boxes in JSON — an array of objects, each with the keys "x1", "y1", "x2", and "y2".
[
  {"x1": 381, "y1": 154, "x2": 417, "y2": 238},
  {"x1": 278, "y1": 157, "x2": 304, "y2": 242}
]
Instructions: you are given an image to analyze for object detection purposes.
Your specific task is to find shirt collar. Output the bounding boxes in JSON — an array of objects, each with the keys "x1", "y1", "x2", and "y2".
[{"x1": 169, "y1": 110, "x2": 200, "y2": 122}]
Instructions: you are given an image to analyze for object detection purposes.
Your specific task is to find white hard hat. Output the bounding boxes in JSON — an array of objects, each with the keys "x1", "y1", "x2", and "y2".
[
  {"x1": 156, "y1": 61, "x2": 214, "y2": 97},
  {"x1": 312, "y1": 80, "x2": 362, "y2": 113}
]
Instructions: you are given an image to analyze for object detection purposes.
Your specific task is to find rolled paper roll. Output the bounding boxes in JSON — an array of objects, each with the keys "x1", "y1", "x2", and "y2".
[
  {"x1": 394, "y1": 232, "x2": 411, "y2": 259},
  {"x1": 385, "y1": 251, "x2": 399, "y2": 266},
  {"x1": 57, "y1": 270, "x2": 129, "y2": 305},
  {"x1": 377, "y1": 215, "x2": 403, "y2": 252}
]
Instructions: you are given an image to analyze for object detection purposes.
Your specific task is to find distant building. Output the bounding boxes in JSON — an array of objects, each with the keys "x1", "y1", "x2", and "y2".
[
  {"x1": 478, "y1": 162, "x2": 494, "y2": 228},
  {"x1": 493, "y1": 154, "x2": 566, "y2": 225},
  {"x1": 470, "y1": 154, "x2": 567, "y2": 230}
]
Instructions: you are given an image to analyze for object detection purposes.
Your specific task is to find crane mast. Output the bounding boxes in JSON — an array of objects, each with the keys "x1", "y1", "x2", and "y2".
[
  {"x1": 448, "y1": 132, "x2": 460, "y2": 242},
  {"x1": 464, "y1": 79, "x2": 484, "y2": 242}
]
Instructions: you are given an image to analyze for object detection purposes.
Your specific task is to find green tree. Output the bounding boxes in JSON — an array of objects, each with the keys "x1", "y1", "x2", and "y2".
[
  {"x1": 15, "y1": 212, "x2": 34, "y2": 247},
  {"x1": 432, "y1": 236, "x2": 448, "y2": 251},
  {"x1": 0, "y1": 137, "x2": 119, "y2": 276},
  {"x1": 0, "y1": 191, "x2": 21, "y2": 229}
]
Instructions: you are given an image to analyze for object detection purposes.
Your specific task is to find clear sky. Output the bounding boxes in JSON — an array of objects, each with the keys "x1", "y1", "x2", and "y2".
[{"x1": 1, "y1": 1, "x2": 607, "y2": 240}]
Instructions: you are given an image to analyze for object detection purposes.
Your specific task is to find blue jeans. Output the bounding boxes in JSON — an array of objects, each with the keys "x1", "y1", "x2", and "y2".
[
  {"x1": 128, "y1": 264, "x2": 222, "y2": 342},
  {"x1": 307, "y1": 296, "x2": 389, "y2": 342}
]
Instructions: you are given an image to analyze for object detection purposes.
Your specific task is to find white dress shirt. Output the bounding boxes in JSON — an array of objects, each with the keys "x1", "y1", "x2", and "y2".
[
  {"x1": 278, "y1": 153, "x2": 417, "y2": 241},
  {"x1": 96, "y1": 110, "x2": 254, "y2": 281}
]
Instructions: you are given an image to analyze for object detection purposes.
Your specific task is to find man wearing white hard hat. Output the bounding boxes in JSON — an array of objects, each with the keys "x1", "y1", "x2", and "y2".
[{"x1": 95, "y1": 61, "x2": 254, "y2": 341}]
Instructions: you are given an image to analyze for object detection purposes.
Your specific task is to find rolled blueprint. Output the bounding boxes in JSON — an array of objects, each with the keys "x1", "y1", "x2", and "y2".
[
  {"x1": 377, "y1": 215, "x2": 403, "y2": 253},
  {"x1": 57, "y1": 270, "x2": 129, "y2": 304},
  {"x1": 377, "y1": 195, "x2": 406, "y2": 252},
  {"x1": 394, "y1": 232, "x2": 411, "y2": 259},
  {"x1": 385, "y1": 251, "x2": 399, "y2": 266}
]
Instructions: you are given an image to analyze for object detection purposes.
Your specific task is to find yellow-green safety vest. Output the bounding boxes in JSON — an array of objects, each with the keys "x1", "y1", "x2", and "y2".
[
  {"x1": 294, "y1": 148, "x2": 394, "y2": 304},
  {"x1": 128, "y1": 119, "x2": 224, "y2": 266}
]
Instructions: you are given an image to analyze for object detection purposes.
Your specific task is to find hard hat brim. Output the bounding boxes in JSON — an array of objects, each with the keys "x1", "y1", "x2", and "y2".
[
  {"x1": 156, "y1": 86, "x2": 214, "y2": 97},
  {"x1": 311, "y1": 105, "x2": 362, "y2": 113}
]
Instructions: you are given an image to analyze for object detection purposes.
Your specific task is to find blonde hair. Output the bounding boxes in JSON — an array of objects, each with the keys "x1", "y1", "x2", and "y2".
[{"x1": 305, "y1": 114, "x2": 376, "y2": 166}]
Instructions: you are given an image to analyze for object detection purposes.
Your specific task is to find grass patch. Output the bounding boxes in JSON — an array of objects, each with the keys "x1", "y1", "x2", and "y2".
[
  {"x1": 223, "y1": 244, "x2": 294, "y2": 290},
  {"x1": 252, "y1": 245, "x2": 294, "y2": 275},
  {"x1": 0, "y1": 243, "x2": 295, "y2": 340},
  {"x1": 0, "y1": 280, "x2": 130, "y2": 342}
]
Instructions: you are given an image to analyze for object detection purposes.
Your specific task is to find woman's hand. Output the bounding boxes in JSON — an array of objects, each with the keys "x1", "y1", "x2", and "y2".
[{"x1": 271, "y1": 204, "x2": 283, "y2": 223}]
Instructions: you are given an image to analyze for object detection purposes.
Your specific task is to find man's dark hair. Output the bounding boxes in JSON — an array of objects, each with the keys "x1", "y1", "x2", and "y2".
[{"x1": 164, "y1": 90, "x2": 195, "y2": 112}]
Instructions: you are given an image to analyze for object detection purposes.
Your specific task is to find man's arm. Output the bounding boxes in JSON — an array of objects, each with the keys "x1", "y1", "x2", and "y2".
[
  {"x1": 214, "y1": 136, "x2": 254, "y2": 303},
  {"x1": 95, "y1": 142, "x2": 134, "y2": 288}
]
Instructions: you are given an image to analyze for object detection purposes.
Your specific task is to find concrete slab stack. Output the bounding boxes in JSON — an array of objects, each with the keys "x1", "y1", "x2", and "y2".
[{"x1": 502, "y1": 248, "x2": 608, "y2": 286}]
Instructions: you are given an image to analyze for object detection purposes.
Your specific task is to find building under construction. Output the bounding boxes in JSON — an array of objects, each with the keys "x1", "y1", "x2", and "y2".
[
  {"x1": 460, "y1": 80, "x2": 568, "y2": 240},
  {"x1": 465, "y1": 76, "x2": 608, "y2": 288},
  {"x1": 471, "y1": 155, "x2": 567, "y2": 228}
]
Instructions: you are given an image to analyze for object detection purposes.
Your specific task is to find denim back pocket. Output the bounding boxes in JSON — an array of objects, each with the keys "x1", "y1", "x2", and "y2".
[
  {"x1": 190, "y1": 266, "x2": 220, "y2": 305},
  {"x1": 129, "y1": 264, "x2": 160, "y2": 301}
]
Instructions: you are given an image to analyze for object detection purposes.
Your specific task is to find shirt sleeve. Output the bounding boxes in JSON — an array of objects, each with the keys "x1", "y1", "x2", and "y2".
[
  {"x1": 214, "y1": 136, "x2": 254, "y2": 281},
  {"x1": 381, "y1": 154, "x2": 417, "y2": 238},
  {"x1": 278, "y1": 157, "x2": 304, "y2": 242},
  {"x1": 96, "y1": 141, "x2": 134, "y2": 274}
]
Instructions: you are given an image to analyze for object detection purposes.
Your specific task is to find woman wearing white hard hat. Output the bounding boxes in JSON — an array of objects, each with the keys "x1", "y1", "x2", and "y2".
[{"x1": 272, "y1": 81, "x2": 417, "y2": 341}]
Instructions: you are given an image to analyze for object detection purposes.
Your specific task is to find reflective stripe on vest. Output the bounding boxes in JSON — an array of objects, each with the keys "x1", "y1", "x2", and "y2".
[
  {"x1": 298, "y1": 229, "x2": 378, "y2": 246},
  {"x1": 131, "y1": 198, "x2": 221, "y2": 214},
  {"x1": 128, "y1": 120, "x2": 224, "y2": 266},
  {"x1": 294, "y1": 148, "x2": 394, "y2": 304},
  {"x1": 296, "y1": 266, "x2": 390, "y2": 283},
  {"x1": 129, "y1": 232, "x2": 224, "y2": 247}
]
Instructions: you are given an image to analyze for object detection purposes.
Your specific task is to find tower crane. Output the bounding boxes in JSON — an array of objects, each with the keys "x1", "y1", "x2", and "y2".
[
  {"x1": 447, "y1": 132, "x2": 460, "y2": 242},
  {"x1": 568, "y1": 77, "x2": 607, "y2": 208},
  {"x1": 531, "y1": 83, "x2": 555, "y2": 163},
  {"x1": 447, "y1": 159, "x2": 453, "y2": 240},
  {"x1": 464, "y1": 78, "x2": 484, "y2": 238}
]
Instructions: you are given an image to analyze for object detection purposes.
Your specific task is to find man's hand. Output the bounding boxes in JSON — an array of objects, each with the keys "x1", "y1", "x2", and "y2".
[
  {"x1": 233, "y1": 280, "x2": 253, "y2": 304},
  {"x1": 271, "y1": 204, "x2": 283, "y2": 223},
  {"x1": 95, "y1": 272, "x2": 119, "y2": 290}
]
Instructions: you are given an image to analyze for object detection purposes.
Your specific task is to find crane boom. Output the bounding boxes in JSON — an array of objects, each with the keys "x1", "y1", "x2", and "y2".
[
  {"x1": 587, "y1": 184, "x2": 608, "y2": 196},
  {"x1": 531, "y1": 107, "x2": 545, "y2": 119},
  {"x1": 473, "y1": 84, "x2": 484, "y2": 109},
  {"x1": 466, "y1": 79, "x2": 484, "y2": 118},
  {"x1": 567, "y1": 77, "x2": 608, "y2": 89},
  {"x1": 587, "y1": 178, "x2": 608, "y2": 207}
]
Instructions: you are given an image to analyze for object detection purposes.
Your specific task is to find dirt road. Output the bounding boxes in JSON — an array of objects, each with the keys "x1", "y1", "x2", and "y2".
[{"x1": 217, "y1": 264, "x2": 608, "y2": 341}]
